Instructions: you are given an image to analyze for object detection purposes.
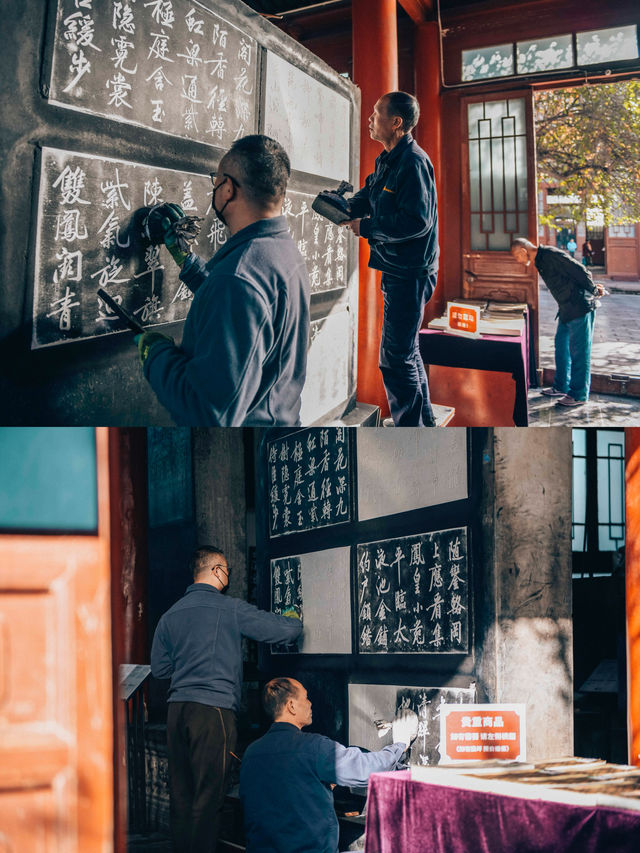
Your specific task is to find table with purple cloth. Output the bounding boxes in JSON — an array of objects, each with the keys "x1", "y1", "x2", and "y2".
[{"x1": 364, "y1": 769, "x2": 640, "y2": 853}]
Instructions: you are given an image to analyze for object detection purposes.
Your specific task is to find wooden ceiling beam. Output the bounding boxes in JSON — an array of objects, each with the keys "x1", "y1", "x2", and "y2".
[{"x1": 397, "y1": 0, "x2": 435, "y2": 24}]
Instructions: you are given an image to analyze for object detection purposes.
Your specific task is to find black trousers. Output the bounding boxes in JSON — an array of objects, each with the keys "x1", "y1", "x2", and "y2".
[
  {"x1": 167, "y1": 702, "x2": 237, "y2": 853},
  {"x1": 379, "y1": 272, "x2": 437, "y2": 426}
]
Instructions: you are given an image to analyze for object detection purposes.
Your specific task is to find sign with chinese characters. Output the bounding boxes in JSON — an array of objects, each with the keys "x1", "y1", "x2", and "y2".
[
  {"x1": 447, "y1": 302, "x2": 480, "y2": 337},
  {"x1": 33, "y1": 147, "x2": 220, "y2": 348},
  {"x1": 264, "y1": 51, "x2": 351, "y2": 181},
  {"x1": 270, "y1": 547, "x2": 351, "y2": 654},
  {"x1": 284, "y1": 191, "x2": 348, "y2": 295},
  {"x1": 270, "y1": 556, "x2": 302, "y2": 653},
  {"x1": 356, "y1": 527, "x2": 469, "y2": 654},
  {"x1": 439, "y1": 703, "x2": 526, "y2": 763},
  {"x1": 48, "y1": 0, "x2": 257, "y2": 149},
  {"x1": 267, "y1": 428, "x2": 351, "y2": 538}
]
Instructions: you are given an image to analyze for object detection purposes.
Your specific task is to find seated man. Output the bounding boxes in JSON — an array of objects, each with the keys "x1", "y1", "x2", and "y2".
[{"x1": 239, "y1": 677, "x2": 416, "y2": 853}]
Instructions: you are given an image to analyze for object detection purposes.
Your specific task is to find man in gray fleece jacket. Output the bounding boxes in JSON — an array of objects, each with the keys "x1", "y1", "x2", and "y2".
[{"x1": 151, "y1": 545, "x2": 302, "y2": 853}]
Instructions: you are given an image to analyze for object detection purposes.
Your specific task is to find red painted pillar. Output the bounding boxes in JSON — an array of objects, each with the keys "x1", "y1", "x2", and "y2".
[
  {"x1": 108, "y1": 427, "x2": 150, "y2": 852},
  {"x1": 626, "y1": 428, "x2": 640, "y2": 766},
  {"x1": 414, "y1": 21, "x2": 443, "y2": 324},
  {"x1": 352, "y1": 0, "x2": 398, "y2": 415}
]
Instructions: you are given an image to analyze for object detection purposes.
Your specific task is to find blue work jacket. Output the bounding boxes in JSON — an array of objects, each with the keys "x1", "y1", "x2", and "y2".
[
  {"x1": 144, "y1": 216, "x2": 311, "y2": 426},
  {"x1": 239, "y1": 722, "x2": 405, "y2": 853},
  {"x1": 150, "y1": 585, "x2": 302, "y2": 711},
  {"x1": 349, "y1": 133, "x2": 439, "y2": 278}
]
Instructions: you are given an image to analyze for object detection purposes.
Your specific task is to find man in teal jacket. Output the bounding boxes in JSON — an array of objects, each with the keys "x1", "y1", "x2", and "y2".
[
  {"x1": 137, "y1": 135, "x2": 310, "y2": 426},
  {"x1": 511, "y1": 237, "x2": 604, "y2": 406}
]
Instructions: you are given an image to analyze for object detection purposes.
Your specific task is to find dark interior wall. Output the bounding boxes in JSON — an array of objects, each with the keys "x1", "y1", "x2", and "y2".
[
  {"x1": 1, "y1": 0, "x2": 359, "y2": 425},
  {"x1": 253, "y1": 429, "x2": 479, "y2": 748},
  {"x1": 573, "y1": 573, "x2": 627, "y2": 763},
  {"x1": 145, "y1": 427, "x2": 251, "y2": 721},
  {"x1": 573, "y1": 575, "x2": 625, "y2": 691},
  {"x1": 1, "y1": 1, "x2": 202, "y2": 424},
  {"x1": 247, "y1": 427, "x2": 574, "y2": 761},
  {"x1": 145, "y1": 427, "x2": 198, "y2": 719}
]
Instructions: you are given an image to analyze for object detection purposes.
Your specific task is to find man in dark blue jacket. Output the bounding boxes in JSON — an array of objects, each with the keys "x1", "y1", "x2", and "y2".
[
  {"x1": 511, "y1": 237, "x2": 604, "y2": 406},
  {"x1": 344, "y1": 92, "x2": 439, "y2": 426},
  {"x1": 137, "y1": 135, "x2": 311, "y2": 426},
  {"x1": 151, "y1": 546, "x2": 302, "y2": 853},
  {"x1": 240, "y1": 677, "x2": 416, "y2": 853}
]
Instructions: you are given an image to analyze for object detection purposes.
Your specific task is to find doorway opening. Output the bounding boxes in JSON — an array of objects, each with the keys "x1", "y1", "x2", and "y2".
[
  {"x1": 534, "y1": 81, "x2": 640, "y2": 385},
  {"x1": 571, "y1": 427, "x2": 627, "y2": 762}
]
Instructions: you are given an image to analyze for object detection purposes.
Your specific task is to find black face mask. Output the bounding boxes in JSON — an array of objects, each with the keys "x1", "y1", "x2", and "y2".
[{"x1": 212, "y1": 175, "x2": 237, "y2": 227}]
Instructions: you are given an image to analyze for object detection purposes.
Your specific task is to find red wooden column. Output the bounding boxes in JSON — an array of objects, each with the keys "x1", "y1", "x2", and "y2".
[
  {"x1": 352, "y1": 0, "x2": 398, "y2": 414},
  {"x1": 108, "y1": 428, "x2": 150, "y2": 852},
  {"x1": 414, "y1": 21, "x2": 443, "y2": 323},
  {"x1": 626, "y1": 428, "x2": 640, "y2": 766}
]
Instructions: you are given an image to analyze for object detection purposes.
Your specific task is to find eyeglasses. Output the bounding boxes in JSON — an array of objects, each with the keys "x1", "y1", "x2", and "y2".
[{"x1": 210, "y1": 172, "x2": 242, "y2": 190}]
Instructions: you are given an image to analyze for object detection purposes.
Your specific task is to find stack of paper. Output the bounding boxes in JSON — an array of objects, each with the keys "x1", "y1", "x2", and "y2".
[{"x1": 427, "y1": 314, "x2": 525, "y2": 337}]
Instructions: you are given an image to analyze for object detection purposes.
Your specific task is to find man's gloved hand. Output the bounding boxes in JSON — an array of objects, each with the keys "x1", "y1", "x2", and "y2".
[
  {"x1": 135, "y1": 331, "x2": 174, "y2": 368},
  {"x1": 145, "y1": 202, "x2": 189, "y2": 267},
  {"x1": 281, "y1": 605, "x2": 302, "y2": 620},
  {"x1": 392, "y1": 709, "x2": 419, "y2": 748}
]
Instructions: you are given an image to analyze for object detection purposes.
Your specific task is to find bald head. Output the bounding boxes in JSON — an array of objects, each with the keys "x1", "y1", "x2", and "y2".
[{"x1": 511, "y1": 237, "x2": 538, "y2": 266}]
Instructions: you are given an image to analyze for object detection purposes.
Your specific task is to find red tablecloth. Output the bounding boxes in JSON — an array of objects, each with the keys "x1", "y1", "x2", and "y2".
[{"x1": 364, "y1": 771, "x2": 640, "y2": 853}]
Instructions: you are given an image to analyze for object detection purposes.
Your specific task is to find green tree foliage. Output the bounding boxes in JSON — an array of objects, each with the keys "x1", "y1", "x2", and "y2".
[{"x1": 535, "y1": 81, "x2": 640, "y2": 224}]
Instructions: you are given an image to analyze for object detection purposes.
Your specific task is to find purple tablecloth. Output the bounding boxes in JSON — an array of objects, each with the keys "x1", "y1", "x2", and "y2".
[
  {"x1": 420, "y1": 325, "x2": 530, "y2": 426},
  {"x1": 364, "y1": 771, "x2": 640, "y2": 853}
]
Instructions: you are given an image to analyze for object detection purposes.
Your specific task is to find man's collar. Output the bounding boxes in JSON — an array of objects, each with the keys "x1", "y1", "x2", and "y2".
[
  {"x1": 380, "y1": 132, "x2": 413, "y2": 164},
  {"x1": 207, "y1": 215, "x2": 289, "y2": 269},
  {"x1": 269, "y1": 721, "x2": 301, "y2": 732},
  {"x1": 186, "y1": 582, "x2": 220, "y2": 594}
]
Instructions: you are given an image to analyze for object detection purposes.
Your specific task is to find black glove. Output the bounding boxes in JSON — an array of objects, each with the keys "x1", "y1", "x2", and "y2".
[{"x1": 145, "y1": 203, "x2": 190, "y2": 267}]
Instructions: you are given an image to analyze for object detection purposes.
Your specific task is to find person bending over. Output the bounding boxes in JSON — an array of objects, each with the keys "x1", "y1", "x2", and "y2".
[{"x1": 511, "y1": 237, "x2": 604, "y2": 407}]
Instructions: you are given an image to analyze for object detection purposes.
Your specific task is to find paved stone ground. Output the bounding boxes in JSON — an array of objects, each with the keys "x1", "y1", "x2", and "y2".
[
  {"x1": 538, "y1": 277, "x2": 640, "y2": 379},
  {"x1": 532, "y1": 275, "x2": 640, "y2": 425},
  {"x1": 528, "y1": 387, "x2": 640, "y2": 426}
]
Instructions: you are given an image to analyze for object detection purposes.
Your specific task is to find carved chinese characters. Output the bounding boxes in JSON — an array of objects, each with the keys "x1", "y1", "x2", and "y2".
[
  {"x1": 49, "y1": 0, "x2": 257, "y2": 148},
  {"x1": 270, "y1": 556, "x2": 302, "y2": 653},
  {"x1": 284, "y1": 191, "x2": 348, "y2": 295},
  {"x1": 395, "y1": 687, "x2": 475, "y2": 766},
  {"x1": 357, "y1": 528, "x2": 469, "y2": 654},
  {"x1": 267, "y1": 428, "x2": 351, "y2": 538},
  {"x1": 33, "y1": 147, "x2": 217, "y2": 348}
]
